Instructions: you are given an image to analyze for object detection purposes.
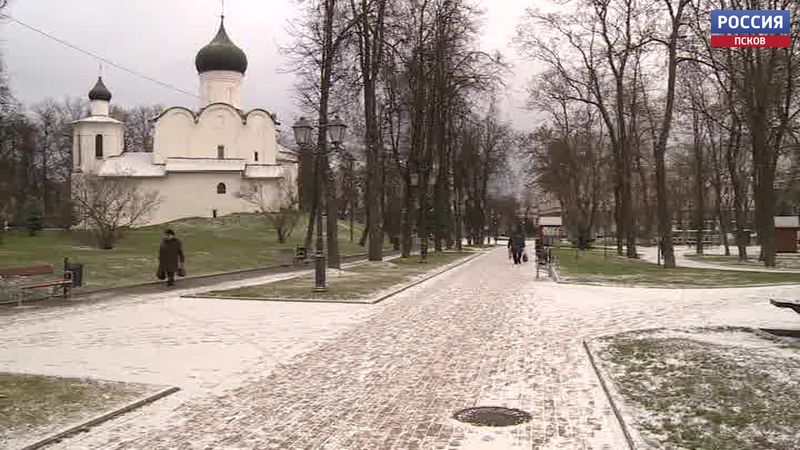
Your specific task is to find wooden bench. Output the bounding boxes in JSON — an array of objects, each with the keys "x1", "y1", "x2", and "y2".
[
  {"x1": 275, "y1": 246, "x2": 309, "y2": 266},
  {"x1": 0, "y1": 264, "x2": 73, "y2": 306},
  {"x1": 294, "y1": 245, "x2": 308, "y2": 264},
  {"x1": 770, "y1": 299, "x2": 800, "y2": 315}
]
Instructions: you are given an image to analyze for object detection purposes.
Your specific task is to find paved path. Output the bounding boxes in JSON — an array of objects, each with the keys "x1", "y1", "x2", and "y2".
[
  {"x1": 638, "y1": 245, "x2": 800, "y2": 273},
  {"x1": 1, "y1": 248, "x2": 798, "y2": 449}
]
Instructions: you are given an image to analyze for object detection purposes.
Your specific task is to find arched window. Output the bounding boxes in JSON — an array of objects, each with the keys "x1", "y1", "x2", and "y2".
[
  {"x1": 95, "y1": 134, "x2": 103, "y2": 158},
  {"x1": 216, "y1": 183, "x2": 227, "y2": 194}
]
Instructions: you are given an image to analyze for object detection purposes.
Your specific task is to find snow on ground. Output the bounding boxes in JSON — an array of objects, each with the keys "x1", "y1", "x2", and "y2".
[
  {"x1": 639, "y1": 245, "x2": 800, "y2": 273},
  {"x1": 0, "y1": 248, "x2": 798, "y2": 449},
  {"x1": 591, "y1": 327, "x2": 800, "y2": 449}
]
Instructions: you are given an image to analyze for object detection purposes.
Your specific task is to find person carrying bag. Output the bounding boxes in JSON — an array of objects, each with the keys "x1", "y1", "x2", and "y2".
[{"x1": 157, "y1": 229, "x2": 185, "y2": 287}]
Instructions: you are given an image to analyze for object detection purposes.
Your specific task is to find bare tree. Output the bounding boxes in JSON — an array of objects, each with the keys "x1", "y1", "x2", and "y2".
[
  {"x1": 519, "y1": 1, "x2": 649, "y2": 258},
  {"x1": 72, "y1": 175, "x2": 161, "y2": 249},
  {"x1": 650, "y1": 0, "x2": 690, "y2": 266},
  {"x1": 350, "y1": 0, "x2": 388, "y2": 261},
  {"x1": 685, "y1": 0, "x2": 800, "y2": 266},
  {"x1": 111, "y1": 104, "x2": 162, "y2": 152},
  {"x1": 239, "y1": 180, "x2": 302, "y2": 244},
  {"x1": 286, "y1": 0, "x2": 362, "y2": 269}
]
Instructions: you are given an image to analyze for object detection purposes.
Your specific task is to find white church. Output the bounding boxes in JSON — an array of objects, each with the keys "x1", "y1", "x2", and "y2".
[{"x1": 72, "y1": 17, "x2": 298, "y2": 225}]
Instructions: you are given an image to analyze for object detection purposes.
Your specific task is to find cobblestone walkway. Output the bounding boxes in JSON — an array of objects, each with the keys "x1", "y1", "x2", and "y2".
[{"x1": 2, "y1": 248, "x2": 798, "y2": 449}]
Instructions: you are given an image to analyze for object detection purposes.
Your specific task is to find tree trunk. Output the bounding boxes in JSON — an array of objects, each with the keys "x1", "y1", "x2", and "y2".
[
  {"x1": 326, "y1": 176, "x2": 340, "y2": 268},
  {"x1": 756, "y1": 170, "x2": 776, "y2": 266},
  {"x1": 651, "y1": 1, "x2": 687, "y2": 268},
  {"x1": 304, "y1": 192, "x2": 316, "y2": 252},
  {"x1": 349, "y1": 199, "x2": 354, "y2": 242},
  {"x1": 351, "y1": 0, "x2": 387, "y2": 262},
  {"x1": 614, "y1": 187, "x2": 623, "y2": 255},
  {"x1": 717, "y1": 200, "x2": 730, "y2": 256},
  {"x1": 317, "y1": 0, "x2": 338, "y2": 269},
  {"x1": 693, "y1": 107, "x2": 704, "y2": 255},
  {"x1": 401, "y1": 184, "x2": 412, "y2": 258}
]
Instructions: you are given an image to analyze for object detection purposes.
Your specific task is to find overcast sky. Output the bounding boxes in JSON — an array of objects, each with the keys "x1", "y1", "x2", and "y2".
[{"x1": 1, "y1": 0, "x2": 543, "y2": 130}]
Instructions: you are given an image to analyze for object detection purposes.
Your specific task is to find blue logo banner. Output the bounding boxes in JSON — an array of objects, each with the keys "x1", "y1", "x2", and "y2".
[{"x1": 711, "y1": 10, "x2": 790, "y2": 35}]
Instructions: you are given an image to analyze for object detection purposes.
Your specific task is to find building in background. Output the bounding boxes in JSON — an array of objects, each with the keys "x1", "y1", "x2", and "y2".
[
  {"x1": 774, "y1": 216, "x2": 799, "y2": 253},
  {"x1": 72, "y1": 17, "x2": 298, "y2": 225}
]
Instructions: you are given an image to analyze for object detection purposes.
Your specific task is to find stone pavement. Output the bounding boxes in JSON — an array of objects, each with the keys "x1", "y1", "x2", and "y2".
[{"x1": 1, "y1": 248, "x2": 798, "y2": 449}]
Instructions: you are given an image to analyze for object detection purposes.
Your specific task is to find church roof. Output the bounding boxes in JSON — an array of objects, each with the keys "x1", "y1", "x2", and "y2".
[
  {"x1": 88, "y1": 77, "x2": 112, "y2": 101},
  {"x1": 72, "y1": 115, "x2": 124, "y2": 124},
  {"x1": 165, "y1": 158, "x2": 246, "y2": 172},
  {"x1": 97, "y1": 152, "x2": 165, "y2": 177},
  {"x1": 195, "y1": 18, "x2": 248, "y2": 74},
  {"x1": 153, "y1": 104, "x2": 278, "y2": 125},
  {"x1": 96, "y1": 154, "x2": 294, "y2": 178},
  {"x1": 244, "y1": 165, "x2": 285, "y2": 179}
]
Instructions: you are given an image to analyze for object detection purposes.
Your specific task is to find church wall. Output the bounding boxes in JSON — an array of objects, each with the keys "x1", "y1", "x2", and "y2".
[
  {"x1": 243, "y1": 111, "x2": 278, "y2": 165},
  {"x1": 199, "y1": 71, "x2": 243, "y2": 108},
  {"x1": 152, "y1": 105, "x2": 278, "y2": 165},
  {"x1": 131, "y1": 173, "x2": 283, "y2": 225},
  {"x1": 152, "y1": 109, "x2": 194, "y2": 164},
  {"x1": 194, "y1": 105, "x2": 243, "y2": 159},
  {"x1": 73, "y1": 122, "x2": 125, "y2": 173},
  {"x1": 90, "y1": 99, "x2": 110, "y2": 116}
]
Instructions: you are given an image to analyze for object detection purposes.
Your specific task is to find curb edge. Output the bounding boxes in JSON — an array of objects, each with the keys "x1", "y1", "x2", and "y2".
[{"x1": 20, "y1": 385, "x2": 180, "y2": 450}]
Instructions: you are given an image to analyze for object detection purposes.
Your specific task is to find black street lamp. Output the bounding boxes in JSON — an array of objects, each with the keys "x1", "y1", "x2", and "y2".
[{"x1": 292, "y1": 115, "x2": 347, "y2": 292}]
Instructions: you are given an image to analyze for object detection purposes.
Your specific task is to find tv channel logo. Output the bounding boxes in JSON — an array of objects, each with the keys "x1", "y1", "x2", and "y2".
[{"x1": 710, "y1": 10, "x2": 791, "y2": 48}]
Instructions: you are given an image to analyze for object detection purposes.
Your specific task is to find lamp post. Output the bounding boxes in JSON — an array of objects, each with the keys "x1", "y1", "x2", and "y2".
[{"x1": 292, "y1": 115, "x2": 347, "y2": 292}]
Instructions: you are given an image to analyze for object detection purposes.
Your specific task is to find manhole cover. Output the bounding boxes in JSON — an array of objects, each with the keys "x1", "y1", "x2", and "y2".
[{"x1": 452, "y1": 406, "x2": 532, "y2": 427}]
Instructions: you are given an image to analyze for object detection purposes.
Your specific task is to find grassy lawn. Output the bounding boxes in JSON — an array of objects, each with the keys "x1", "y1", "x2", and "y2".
[
  {"x1": 686, "y1": 253, "x2": 800, "y2": 270},
  {"x1": 0, "y1": 372, "x2": 154, "y2": 448},
  {"x1": 593, "y1": 328, "x2": 800, "y2": 449},
  {"x1": 554, "y1": 248, "x2": 800, "y2": 287},
  {"x1": 0, "y1": 214, "x2": 376, "y2": 291},
  {"x1": 205, "y1": 251, "x2": 472, "y2": 302}
]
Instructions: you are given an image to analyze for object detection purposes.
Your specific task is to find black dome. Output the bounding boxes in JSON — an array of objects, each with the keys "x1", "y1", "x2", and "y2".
[
  {"x1": 195, "y1": 19, "x2": 248, "y2": 74},
  {"x1": 88, "y1": 77, "x2": 112, "y2": 101}
]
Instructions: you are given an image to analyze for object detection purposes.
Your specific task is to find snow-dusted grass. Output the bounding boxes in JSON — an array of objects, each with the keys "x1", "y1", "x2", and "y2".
[
  {"x1": 0, "y1": 372, "x2": 154, "y2": 449},
  {"x1": 687, "y1": 253, "x2": 800, "y2": 270},
  {"x1": 205, "y1": 251, "x2": 470, "y2": 301},
  {"x1": 555, "y1": 248, "x2": 800, "y2": 287},
  {"x1": 0, "y1": 214, "x2": 372, "y2": 292},
  {"x1": 593, "y1": 328, "x2": 800, "y2": 449}
]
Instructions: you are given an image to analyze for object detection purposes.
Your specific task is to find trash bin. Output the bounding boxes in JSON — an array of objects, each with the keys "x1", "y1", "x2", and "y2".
[{"x1": 66, "y1": 262, "x2": 83, "y2": 287}]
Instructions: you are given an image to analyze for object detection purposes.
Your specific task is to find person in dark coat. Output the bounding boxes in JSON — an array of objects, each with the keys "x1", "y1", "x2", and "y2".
[
  {"x1": 510, "y1": 227, "x2": 526, "y2": 265},
  {"x1": 158, "y1": 229, "x2": 185, "y2": 286}
]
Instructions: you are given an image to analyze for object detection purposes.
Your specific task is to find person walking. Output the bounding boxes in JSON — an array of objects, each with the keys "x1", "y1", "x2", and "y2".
[
  {"x1": 510, "y1": 227, "x2": 526, "y2": 265},
  {"x1": 157, "y1": 228, "x2": 185, "y2": 287}
]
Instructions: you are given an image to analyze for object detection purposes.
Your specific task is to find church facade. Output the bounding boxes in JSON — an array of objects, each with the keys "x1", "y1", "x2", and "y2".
[{"x1": 72, "y1": 18, "x2": 298, "y2": 225}]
